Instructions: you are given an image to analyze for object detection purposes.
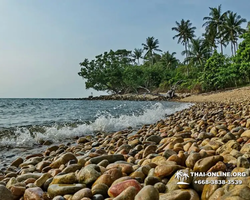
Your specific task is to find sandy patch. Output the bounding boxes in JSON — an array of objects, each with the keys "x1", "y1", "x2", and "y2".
[{"x1": 180, "y1": 86, "x2": 250, "y2": 103}]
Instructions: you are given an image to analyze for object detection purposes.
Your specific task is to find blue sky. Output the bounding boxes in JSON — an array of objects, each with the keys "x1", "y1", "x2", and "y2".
[{"x1": 0, "y1": 0, "x2": 249, "y2": 98}]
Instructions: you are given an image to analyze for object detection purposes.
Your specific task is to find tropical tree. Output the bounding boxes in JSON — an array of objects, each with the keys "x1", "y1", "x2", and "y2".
[
  {"x1": 221, "y1": 11, "x2": 246, "y2": 55},
  {"x1": 172, "y1": 19, "x2": 196, "y2": 58},
  {"x1": 160, "y1": 51, "x2": 179, "y2": 70},
  {"x1": 182, "y1": 38, "x2": 212, "y2": 69},
  {"x1": 202, "y1": 28, "x2": 217, "y2": 51},
  {"x1": 200, "y1": 50, "x2": 231, "y2": 91},
  {"x1": 142, "y1": 36, "x2": 162, "y2": 66},
  {"x1": 233, "y1": 31, "x2": 250, "y2": 83},
  {"x1": 122, "y1": 65, "x2": 144, "y2": 93},
  {"x1": 132, "y1": 48, "x2": 144, "y2": 65},
  {"x1": 203, "y1": 5, "x2": 228, "y2": 54},
  {"x1": 78, "y1": 49, "x2": 132, "y2": 94}
]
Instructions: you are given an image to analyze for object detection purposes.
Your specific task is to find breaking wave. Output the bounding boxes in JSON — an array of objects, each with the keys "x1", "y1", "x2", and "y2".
[{"x1": 0, "y1": 102, "x2": 192, "y2": 148}]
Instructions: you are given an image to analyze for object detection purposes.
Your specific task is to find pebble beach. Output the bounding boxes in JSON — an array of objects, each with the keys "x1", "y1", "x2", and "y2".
[{"x1": 1, "y1": 87, "x2": 250, "y2": 200}]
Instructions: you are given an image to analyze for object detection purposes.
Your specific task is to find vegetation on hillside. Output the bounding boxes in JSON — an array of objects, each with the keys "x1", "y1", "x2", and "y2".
[{"x1": 78, "y1": 5, "x2": 249, "y2": 94}]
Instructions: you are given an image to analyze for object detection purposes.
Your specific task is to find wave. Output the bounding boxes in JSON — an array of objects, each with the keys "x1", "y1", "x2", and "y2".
[{"x1": 0, "y1": 102, "x2": 192, "y2": 148}]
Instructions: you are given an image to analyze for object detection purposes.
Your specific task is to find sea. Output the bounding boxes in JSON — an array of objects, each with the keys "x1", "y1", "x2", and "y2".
[{"x1": 0, "y1": 98, "x2": 192, "y2": 168}]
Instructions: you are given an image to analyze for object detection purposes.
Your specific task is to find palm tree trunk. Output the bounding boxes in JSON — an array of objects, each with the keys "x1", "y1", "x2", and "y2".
[
  {"x1": 185, "y1": 42, "x2": 188, "y2": 58},
  {"x1": 234, "y1": 43, "x2": 237, "y2": 55},
  {"x1": 150, "y1": 51, "x2": 153, "y2": 66},
  {"x1": 220, "y1": 37, "x2": 223, "y2": 54},
  {"x1": 184, "y1": 42, "x2": 189, "y2": 76},
  {"x1": 231, "y1": 42, "x2": 234, "y2": 56}
]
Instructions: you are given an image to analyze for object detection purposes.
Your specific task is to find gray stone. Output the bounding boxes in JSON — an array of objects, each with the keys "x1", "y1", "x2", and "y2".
[
  {"x1": 89, "y1": 155, "x2": 124, "y2": 164},
  {"x1": 0, "y1": 185, "x2": 15, "y2": 200}
]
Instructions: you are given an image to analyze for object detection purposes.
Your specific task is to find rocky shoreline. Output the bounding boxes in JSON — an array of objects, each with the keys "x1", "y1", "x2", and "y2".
[
  {"x1": 1, "y1": 101, "x2": 250, "y2": 200},
  {"x1": 58, "y1": 93, "x2": 191, "y2": 101}
]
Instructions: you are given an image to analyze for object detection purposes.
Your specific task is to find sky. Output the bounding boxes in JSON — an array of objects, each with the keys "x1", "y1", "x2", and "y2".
[{"x1": 0, "y1": 0, "x2": 249, "y2": 98}]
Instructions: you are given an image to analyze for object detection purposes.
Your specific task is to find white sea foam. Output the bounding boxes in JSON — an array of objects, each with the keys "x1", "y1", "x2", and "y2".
[{"x1": 0, "y1": 102, "x2": 192, "y2": 148}]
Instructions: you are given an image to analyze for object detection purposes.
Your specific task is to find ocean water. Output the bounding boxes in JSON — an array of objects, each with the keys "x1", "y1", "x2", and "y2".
[{"x1": 0, "y1": 98, "x2": 192, "y2": 166}]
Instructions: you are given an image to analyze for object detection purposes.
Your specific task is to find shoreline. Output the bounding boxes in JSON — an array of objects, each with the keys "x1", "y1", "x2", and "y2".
[
  {"x1": 60, "y1": 93, "x2": 190, "y2": 101},
  {"x1": 0, "y1": 89, "x2": 250, "y2": 199}
]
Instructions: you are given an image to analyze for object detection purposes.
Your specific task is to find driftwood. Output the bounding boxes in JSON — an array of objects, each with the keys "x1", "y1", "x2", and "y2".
[{"x1": 166, "y1": 80, "x2": 183, "y2": 98}]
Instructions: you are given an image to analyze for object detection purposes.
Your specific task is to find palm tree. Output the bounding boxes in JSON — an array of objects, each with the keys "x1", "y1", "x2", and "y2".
[
  {"x1": 202, "y1": 28, "x2": 217, "y2": 51},
  {"x1": 203, "y1": 5, "x2": 228, "y2": 54},
  {"x1": 132, "y1": 48, "x2": 144, "y2": 65},
  {"x1": 221, "y1": 11, "x2": 246, "y2": 55},
  {"x1": 160, "y1": 51, "x2": 179, "y2": 70},
  {"x1": 172, "y1": 19, "x2": 196, "y2": 58},
  {"x1": 142, "y1": 36, "x2": 162, "y2": 66},
  {"x1": 182, "y1": 38, "x2": 212, "y2": 68}
]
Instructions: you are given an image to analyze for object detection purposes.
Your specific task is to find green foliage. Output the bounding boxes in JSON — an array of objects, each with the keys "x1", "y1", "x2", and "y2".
[
  {"x1": 160, "y1": 51, "x2": 179, "y2": 70},
  {"x1": 78, "y1": 49, "x2": 132, "y2": 94},
  {"x1": 78, "y1": 7, "x2": 249, "y2": 95},
  {"x1": 79, "y1": 48, "x2": 166, "y2": 94},
  {"x1": 122, "y1": 65, "x2": 144, "y2": 93},
  {"x1": 183, "y1": 38, "x2": 212, "y2": 68},
  {"x1": 200, "y1": 50, "x2": 233, "y2": 91},
  {"x1": 233, "y1": 31, "x2": 250, "y2": 83}
]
